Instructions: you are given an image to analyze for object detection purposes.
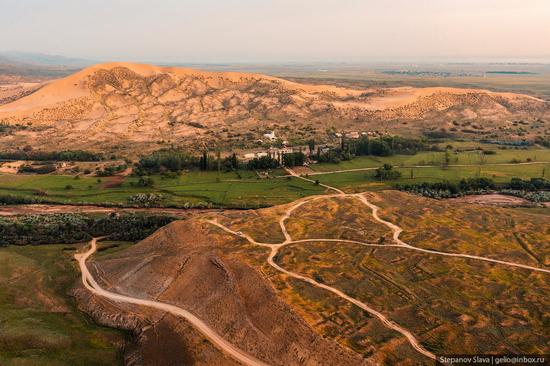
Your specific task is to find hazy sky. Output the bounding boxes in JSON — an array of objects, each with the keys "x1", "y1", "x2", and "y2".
[{"x1": 1, "y1": 0, "x2": 549, "y2": 62}]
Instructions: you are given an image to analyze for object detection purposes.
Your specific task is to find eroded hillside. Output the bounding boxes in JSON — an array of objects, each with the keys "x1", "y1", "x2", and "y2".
[
  {"x1": 75, "y1": 218, "x2": 369, "y2": 366},
  {"x1": 73, "y1": 190, "x2": 550, "y2": 365}
]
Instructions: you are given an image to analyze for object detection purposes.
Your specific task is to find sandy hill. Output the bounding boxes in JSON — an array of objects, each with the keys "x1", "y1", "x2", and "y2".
[{"x1": 0, "y1": 62, "x2": 548, "y2": 153}]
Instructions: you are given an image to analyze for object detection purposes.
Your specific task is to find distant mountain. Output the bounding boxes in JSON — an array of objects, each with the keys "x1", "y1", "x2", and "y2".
[
  {"x1": 0, "y1": 62, "x2": 547, "y2": 154},
  {"x1": 0, "y1": 51, "x2": 95, "y2": 67},
  {"x1": 0, "y1": 52, "x2": 97, "y2": 81}
]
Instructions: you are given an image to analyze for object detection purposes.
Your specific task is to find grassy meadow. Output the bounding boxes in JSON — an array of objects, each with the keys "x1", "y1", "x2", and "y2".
[
  {"x1": 314, "y1": 163, "x2": 550, "y2": 192},
  {"x1": 1, "y1": 146, "x2": 549, "y2": 207},
  {"x1": 0, "y1": 243, "x2": 127, "y2": 366},
  {"x1": 312, "y1": 146, "x2": 550, "y2": 172},
  {"x1": 0, "y1": 170, "x2": 325, "y2": 208}
]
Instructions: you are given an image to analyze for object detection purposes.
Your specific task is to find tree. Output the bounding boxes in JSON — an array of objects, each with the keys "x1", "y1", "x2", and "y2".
[
  {"x1": 369, "y1": 140, "x2": 392, "y2": 156},
  {"x1": 216, "y1": 148, "x2": 221, "y2": 176},
  {"x1": 138, "y1": 176, "x2": 154, "y2": 187},
  {"x1": 230, "y1": 153, "x2": 238, "y2": 169},
  {"x1": 308, "y1": 139, "x2": 316, "y2": 154},
  {"x1": 443, "y1": 147, "x2": 452, "y2": 168},
  {"x1": 200, "y1": 150, "x2": 208, "y2": 170},
  {"x1": 247, "y1": 156, "x2": 279, "y2": 170},
  {"x1": 374, "y1": 164, "x2": 402, "y2": 181},
  {"x1": 283, "y1": 152, "x2": 305, "y2": 167}
]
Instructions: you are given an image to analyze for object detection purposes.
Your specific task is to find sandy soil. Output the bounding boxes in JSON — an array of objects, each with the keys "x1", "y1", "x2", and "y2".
[
  {"x1": 449, "y1": 193, "x2": 532, "y2": 206},
  {"x1": 0, "y1": 204, "x2": 217, "y2": 217},
  {"x1": 0, "y1": 82, "x2": 43, "y2": 105},
  {"x1": 0, "y1": 160, "x2": 25, "y2": 173}
]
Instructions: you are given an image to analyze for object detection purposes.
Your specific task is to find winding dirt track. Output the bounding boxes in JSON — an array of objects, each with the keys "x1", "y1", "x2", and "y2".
[
  {"x1": 75, "y1": 238, "x2": 269, "y2": 366},
  {"x1": 210, "y1": 170, "x2": 550, "y2": 360},
  {"x1": 75, "y1": 169, "x2": 549, "y2": 364}
]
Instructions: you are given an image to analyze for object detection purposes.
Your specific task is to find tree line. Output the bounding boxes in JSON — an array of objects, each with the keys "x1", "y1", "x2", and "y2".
[
  {"x1": 396, "y1": 177, "x2": 549, "y2": 199},
  {"x1": 314, "y1": 136, "x2": 433, "y2": 164},
  {"x1": 0, "y1": 213, "x2": 176, "y2": 246},
  {"x1": 136, "y1": 136, "x2": 432, "y2": 174},
  {"x1": 136, "y1": 149, "x2": 240, "y2": 174},
  {"x1": 0, "y1": 150, "x2": 103, "y2": 162}
]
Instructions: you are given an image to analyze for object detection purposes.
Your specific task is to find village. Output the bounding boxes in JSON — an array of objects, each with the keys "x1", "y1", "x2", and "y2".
[{"x1": 242, "y1": 129, "x2": 389, "y2": 164}]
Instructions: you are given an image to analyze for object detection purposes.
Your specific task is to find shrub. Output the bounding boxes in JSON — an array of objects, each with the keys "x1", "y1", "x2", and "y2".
[
  {"x1": 374, "y1": 164, "x2": 402, "y2": 180},
  {"x1": 127, "y1": 193, "x2": 163, "y2": 207},
  {"x1": 138, "y1": 176, "x2": 155, "y2": 187},
  {"x1": 19, "y1": 164, "x2": 56, "y2": 174}
]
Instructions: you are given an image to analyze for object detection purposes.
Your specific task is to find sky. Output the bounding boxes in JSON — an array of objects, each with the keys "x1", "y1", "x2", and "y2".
[{"x1": 1, "y1": 0, "x2": 549, "y2": 63}]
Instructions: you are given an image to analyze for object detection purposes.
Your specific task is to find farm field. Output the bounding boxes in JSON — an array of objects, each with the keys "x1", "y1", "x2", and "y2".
[
  {"x1": 313, "y1": 162, "x2": 550, "y2": 192},
  {"x1": 0, "y1": 170, "x2": 325, "y2": 208},
  {"x1": 2, "y1": 153, "x2": 549, "y2": 208},
  {"x1": 0, "y1": 243, "x2": 126, "y2": 366},
  {"x1": 312, "y1": 147, "x2": 550, "y2": 172}
]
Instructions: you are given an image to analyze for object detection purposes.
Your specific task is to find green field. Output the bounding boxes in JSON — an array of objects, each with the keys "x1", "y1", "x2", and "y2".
[
  {"x1": 2, "y1": 146, "x2": 549, "y2": 207},
  {"x1": 0, "y1": 170, "x2": 325, "y2": 208},
  {"x1": 312, "y1": 147, "x2": 550, "y2": 172},
  {"x1": 314, "y1": 163, "x2": 550, "y2": 192},
  {"x1": 0, "y1": 244, "x2": 126, "y2": 366}
]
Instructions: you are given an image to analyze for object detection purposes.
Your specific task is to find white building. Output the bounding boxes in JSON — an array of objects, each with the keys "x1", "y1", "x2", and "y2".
[
  {"x1": 345, "y1": 131, "x2": 360, "y2": 139},
  {"x1": 243, "y1": 151, "x2": 270, "y2": 161},
  {"x1": 263, "y1": 131, "x2": 277, "y2": 141}
]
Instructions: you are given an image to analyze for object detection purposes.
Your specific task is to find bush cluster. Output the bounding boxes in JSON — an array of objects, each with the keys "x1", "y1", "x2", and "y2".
[
  {"x1": 396, "y1": 178, "x2": 496, "y2": 199},
  {"x1": 127, "y1": 193, "x2": 164, "y2": 207},
  {"x1": 500, "y1": 190, "x2": 550, "y2": 203},
  {"x1": 18, "y1": 164, "x2": 57, "y2": 174}
]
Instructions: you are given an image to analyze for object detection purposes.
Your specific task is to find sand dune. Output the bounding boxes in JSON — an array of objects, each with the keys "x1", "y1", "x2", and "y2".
[{"x1": 0, "y1": 62, "x2": 547, "y2": 152}]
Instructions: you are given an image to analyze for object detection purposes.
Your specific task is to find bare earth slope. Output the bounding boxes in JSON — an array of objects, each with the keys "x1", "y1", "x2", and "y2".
[
  {"x1": 78, "y1": 218, "x2": 369, "y2": 366},
  {"x1": 0, "y1": 62, "x2": 548, "y2": 153}
]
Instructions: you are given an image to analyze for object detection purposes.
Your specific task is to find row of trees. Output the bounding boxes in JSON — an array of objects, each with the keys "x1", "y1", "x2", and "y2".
[
  {"x1": 0, "y1": 150, "x2": 103, "y2": 162},
  {"x1": 135, "y1": 136, "x2": 433, "y2": 174},
  {"x1": 313, "y1": 136, "x2": 432, "y2": 164},
  {"x1": 137, "y1": 148, "x2": 310, "y2": 174},
  {"x1": 395, "y1": 177, "x2": 523, "y2": 198},
  {"x1": 506, "y1": 178, "x2": 550, "y2": 191},
  {"x1": 137, "y1": 149, "x2": 242, "y2": 174}
]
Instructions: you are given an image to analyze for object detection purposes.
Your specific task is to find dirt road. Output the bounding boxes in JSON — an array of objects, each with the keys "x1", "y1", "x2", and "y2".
[
  {"x1": 0, "y1": 204, "x2": 216, "y2": 217},
  {"x1": 75, "y1": 238, "x2": 269, "y2": 366}
]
